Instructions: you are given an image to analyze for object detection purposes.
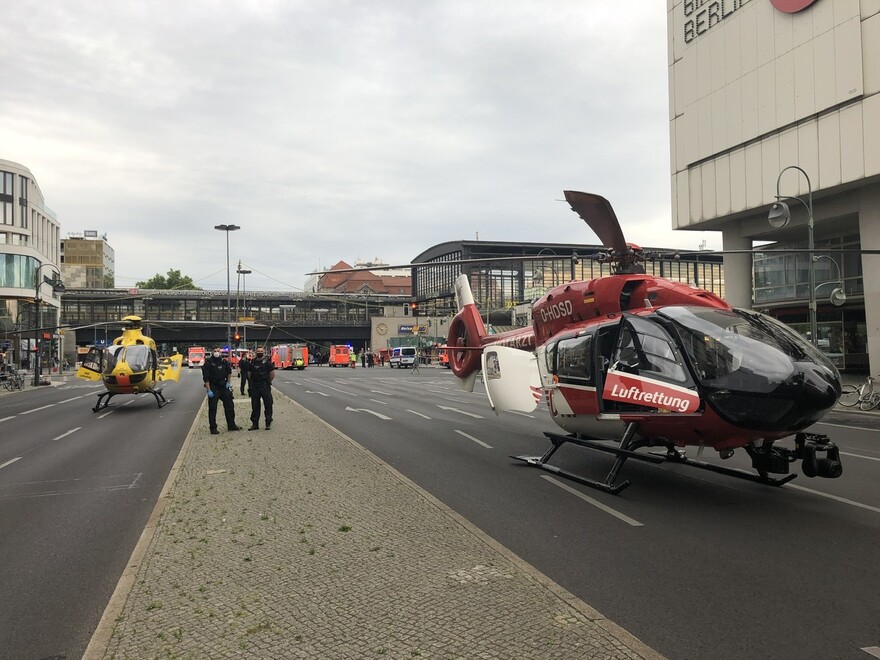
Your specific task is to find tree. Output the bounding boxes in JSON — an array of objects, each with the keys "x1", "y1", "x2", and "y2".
[{"x1": 136, "y1": 269, "x2": 201, "y2": 290}]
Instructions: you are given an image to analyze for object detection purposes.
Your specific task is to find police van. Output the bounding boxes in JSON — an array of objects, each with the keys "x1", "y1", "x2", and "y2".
[{"x1": 389, "y1": 346, "x2": 417, "y2": 368}]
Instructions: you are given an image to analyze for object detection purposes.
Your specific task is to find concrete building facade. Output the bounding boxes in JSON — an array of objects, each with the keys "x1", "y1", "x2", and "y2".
[
  {"x1": 61, "y1": 232, "x2": 115, "y2": 289},
  {"x1": 0, "y1": 158, "x2": 63, "y2": 369},
  {"x1": 668, "y1": 0, "x2": 880, "y2": 373}
]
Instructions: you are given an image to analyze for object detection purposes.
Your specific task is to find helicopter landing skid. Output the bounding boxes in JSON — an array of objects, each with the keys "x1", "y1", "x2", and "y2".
[
  {"x1": 148, "y1": 388, "x2": 172, "y2": 409},
  {"x1": 91, "y1": 389, "x2": 172, "y2": 412},
  {"x1": 511, "y1": 423, "x2": 663, "y2": 495},
  {"x1": 649, "y1": 447, "x2": 798, "y2": 487}
]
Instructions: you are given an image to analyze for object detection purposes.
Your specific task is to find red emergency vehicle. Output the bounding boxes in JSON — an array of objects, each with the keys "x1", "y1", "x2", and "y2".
[
  {"x1": 328, "y1": 345, "x2": 351, "y2": 367},
  {"x1": 272, "y1": 344, "x2": 308, "y2": 370},
  {"x1": 187, "y1": 346, "x2": 206, "y2": 369}
]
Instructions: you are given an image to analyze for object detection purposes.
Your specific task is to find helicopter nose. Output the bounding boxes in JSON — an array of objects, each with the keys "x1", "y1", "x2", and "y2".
[{"x1": 791, "y1": 363, "x2": 840, "y2": 423}]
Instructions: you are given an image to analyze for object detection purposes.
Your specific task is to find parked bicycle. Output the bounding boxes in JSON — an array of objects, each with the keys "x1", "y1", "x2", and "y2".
[
  {"x1": 838, "y1": 374, "x2": 880, "y2": 411},
  {"x1": 0, "y1": 370, "x2": 25, "y2": 391}
]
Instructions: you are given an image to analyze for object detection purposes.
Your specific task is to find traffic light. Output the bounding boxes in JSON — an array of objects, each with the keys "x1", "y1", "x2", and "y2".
[
  {"x1": 410, "y1": 302, "x2": 418, "y2": 317},
  {"x1": 233, "y1": 332, "x2": 241, "y2": 347},
  {"x1": 403, "y1": 303, "x2": 409, "y2": 316}
]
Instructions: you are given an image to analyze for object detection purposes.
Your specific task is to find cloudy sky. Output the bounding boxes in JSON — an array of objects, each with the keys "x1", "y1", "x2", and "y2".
[{"x1": 1, "y1": 1, "x2": 721, "y2": 292}]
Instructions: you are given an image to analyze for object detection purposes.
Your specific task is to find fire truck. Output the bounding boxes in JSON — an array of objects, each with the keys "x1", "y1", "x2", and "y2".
[
  {"x1": 187, "y1": 346, "x2": 206, "y2": 369},
  {"x1": 271, "y1": 344, "x2": 308, "y2": 370},
  {"x1": 328, "y1": 344, "x2": 352, "y2": 367}
]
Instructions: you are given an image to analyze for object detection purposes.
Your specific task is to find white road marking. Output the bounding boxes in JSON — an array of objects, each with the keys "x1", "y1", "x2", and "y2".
[
  {"x1": 862, "y1": 646, "x2": 880, "y2": 658},
  {"x1": 344, "y1": 406, "x2": 391, "y2": 420},
  {"x1": 454, "y1": 430, "x2": 493, "y2": 449},
  {"x1": 541, "y1": 476, "x2": 644, "y2": 527},
  {"x1": 788, "y1": 484, "x2": 880, "y2": 515},
  {"x1": 122, "y1": 399, "x2": 135, "y2": 406},
  {"x1": 840, "y1": 451, "x2": 880, "y2": 462},
  {"x1": 305, "y1": 390, "x2": 329, "y2": 396},
  {"x1": 20, "y1": 404, "x2": 55, "y2": 415},
  {"x1": 98, "y1": 410, "x2": 115, "y2": 419},
  {"x1": 368, "y1": 398, "x2": 388, "y2": 406},
  {"x1": 370, "y1": 389, "x2": 392, "y2": 395},
  {"x1": 407, "y1": 409, "x2": 432, "y2": 419},
  {"x1": 0, "y1": 416, "x2": 15, "y2": 423},
  {"x1": 437, "y1": 405, "x2": 484, "y2": 419},
  {"x1": 818, "y1": 421, "x2": 880, "y2": 432},
  {"x1": 52, "y1": 427, "x2": 81, "y2": 441},
  {"x1": 319, "y1": 383, "x2": 357, "y2": 396},
  {"x1": 0, "y1": 457, "x2": 22, "y2": 470}
]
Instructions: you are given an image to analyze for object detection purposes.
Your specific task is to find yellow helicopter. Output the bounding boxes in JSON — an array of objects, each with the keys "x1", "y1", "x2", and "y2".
[{"x1": 76, "y1": 315, "x2": 183, "y2": 411}]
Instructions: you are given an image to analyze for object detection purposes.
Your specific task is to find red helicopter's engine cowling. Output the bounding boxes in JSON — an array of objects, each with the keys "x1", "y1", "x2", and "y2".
[{"x1": 447, "y1": 304, "x2": 485, "y2": 379}]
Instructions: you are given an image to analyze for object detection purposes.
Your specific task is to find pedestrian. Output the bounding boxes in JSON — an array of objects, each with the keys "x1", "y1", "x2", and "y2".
[
  {"x1": 248, "y1": 346, "x2": 275, "y2": 430},
  {"x1": 238, "y1": 350, "x2": 253, "y2": 395},
  {"x1": 361, "y1": 350, "x2": 366, "y2": 368},
  {"x1": 367, "y1": 352, "x2": 374, "y2": 368},
  {"x1": 349, "y1": 351, "x2": 356, "y2": 369},
  {"x1": 202, "y1": 346, "x2": 241, "y2": 434}
]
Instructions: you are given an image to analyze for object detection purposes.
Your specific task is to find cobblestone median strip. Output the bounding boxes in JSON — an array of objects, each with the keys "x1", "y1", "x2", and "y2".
[{"x1": 95, "y1": 390, "x2": 663, "y2": 659}]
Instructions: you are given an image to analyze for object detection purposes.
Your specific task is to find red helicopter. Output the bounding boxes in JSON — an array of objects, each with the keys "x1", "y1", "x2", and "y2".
[{"x1": 446, "y1": 191, "x2": 844, "y2": 494}]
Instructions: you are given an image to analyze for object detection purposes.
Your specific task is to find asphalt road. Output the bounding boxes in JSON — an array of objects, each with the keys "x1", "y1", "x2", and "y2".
[
  {"x1": 275, "y1": 365, "x2": 880, "y2": 660},
  {"x1": 0, "y1": 369, "x2": 210, "y2": 660}
]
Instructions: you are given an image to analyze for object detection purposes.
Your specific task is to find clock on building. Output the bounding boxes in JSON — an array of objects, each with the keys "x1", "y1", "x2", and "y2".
[{"x1": 376, "y1": 322, "x2": 388, "y2": 335}]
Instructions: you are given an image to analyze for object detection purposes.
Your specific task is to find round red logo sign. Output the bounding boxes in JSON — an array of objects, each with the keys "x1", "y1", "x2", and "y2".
[{"x1": 770, "y1": 0, "x2": 819, "y2": 12}]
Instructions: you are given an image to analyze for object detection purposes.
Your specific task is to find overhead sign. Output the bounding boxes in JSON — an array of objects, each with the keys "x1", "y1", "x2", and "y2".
[
  {"x1": 398, "y1": 324, "x2": 414, "y2": 334},
  {"x1": 128, "y1": 288, "x2": 139, "y2": 295}
]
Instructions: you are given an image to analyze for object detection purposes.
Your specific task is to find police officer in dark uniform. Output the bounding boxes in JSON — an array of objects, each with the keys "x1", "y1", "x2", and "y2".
[
  {"x1": 202, "y1": 346, "x2": 241, "y2": 434},
  {"x1": 238, "y1": 350, "x2": 252, "y2": 395},
  {"x1": 248, "y1": 346, "x2": 275, "y2": 430}
]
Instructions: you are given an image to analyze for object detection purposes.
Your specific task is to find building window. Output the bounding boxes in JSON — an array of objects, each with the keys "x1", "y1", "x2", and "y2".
[{"x1": 18, "y1": 175, "x2": 28, "y2": 229}]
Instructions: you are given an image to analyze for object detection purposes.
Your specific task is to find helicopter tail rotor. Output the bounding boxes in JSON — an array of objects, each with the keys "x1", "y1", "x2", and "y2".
[{"x1": 447, "y1": 274, "x2": 486, "y2": 387}]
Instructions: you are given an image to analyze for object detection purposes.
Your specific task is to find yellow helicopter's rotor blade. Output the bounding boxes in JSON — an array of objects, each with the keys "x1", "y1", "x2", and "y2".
[{"x1": 157, "y1": 354, "x2": 183, "y2": 382}]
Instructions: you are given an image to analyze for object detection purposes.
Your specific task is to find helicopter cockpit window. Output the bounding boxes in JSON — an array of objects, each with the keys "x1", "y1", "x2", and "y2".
[
  {"x1": 613, "y1": 317, "x2": 688, "y2": 384},
  {"x1": 658, "y1": 306, "x2": 801, "y2": 393},
  {"x1": 103, "y1": 345, "x2": 124, "y2": 373},
  {"x1": 123, "y1": 345, "x2": 153, "y2": 372},
  {"x1": 556, "y1": 335, "x2": 593, "y2": 385}
]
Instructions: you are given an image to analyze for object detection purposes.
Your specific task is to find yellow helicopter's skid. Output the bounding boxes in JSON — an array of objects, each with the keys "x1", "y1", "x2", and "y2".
[{"x1": 92, "y1": 388, "x2": 172, "y2": 412}]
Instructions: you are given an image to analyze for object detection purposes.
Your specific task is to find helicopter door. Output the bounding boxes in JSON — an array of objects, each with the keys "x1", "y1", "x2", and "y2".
[
  {"x1": 75, "y1": 347, "x2": 105, "y2": 382},
  {"x1": 601, "y1": 314, "x2": 700, "y2": 414},
  {"x1": 482, "y1": 346, "x2": 542, "y2": 414}
]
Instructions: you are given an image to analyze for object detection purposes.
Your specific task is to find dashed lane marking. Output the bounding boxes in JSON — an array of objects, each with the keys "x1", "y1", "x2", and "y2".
[
  {"x1": 862, "y1": 646, "x2": 880, "y2": 658},
  {"x1": 840, "y1": 451, "x2": 880, "y2": 462},
  {"x1": 0, "y1": 457, "x2": 22, "y2": 470},
  {"x1": 20, "y1": 404, "x2": 56, "y2": 415},
  {"x1": 305, "y1": 391, "x2": 329, "y2": 396},
  {"x1": 52, "y1": 427, "x2": 82, "y2": 441},
  {"x1": 454, "y1": 430, "x2": 492, "y2": 449},
  {"x1": 407, "y1": 409, "x2": 431, "y2": 419},
  {"x1": 788, "y1": 483, "x2": 880, "y2": 515},
  {"x1": 437, "y1": 405, "x2": 484, "y2": 419},
  {"x1": 344, "y1": 406, "x2": 391, "y2": 420},
  {"x1": 98, "y1": 410, "x2": 115, "y2": 419},
  {"x1": 368, "y1": 399, "x2": 388, "y2": 406},
  {"x1": 0, "y1": 416, "x2": 15, "y2": 423},
  {"x1": 541, "y1": 475, "x2": 644, "y2": 527}
]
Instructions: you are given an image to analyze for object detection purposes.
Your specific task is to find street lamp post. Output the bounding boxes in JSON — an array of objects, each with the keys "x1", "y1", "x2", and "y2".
[
  {"x1": 768, "y1": 165, "x2": 817, "y2": 347},
  {"x1": 33, "y1": 263, "x2": 65, "y2": 386},
  {"x1": 237, "y1": 265, "x2": 251, "y2": 347},
  {"x1": 214, "y1": 224, "x2": 241, "y2": 349}
]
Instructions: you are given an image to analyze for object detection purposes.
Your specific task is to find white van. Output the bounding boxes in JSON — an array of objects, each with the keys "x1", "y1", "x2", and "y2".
[{"x1": 389, "y1": 346, "x2": 418, "y2": 368}]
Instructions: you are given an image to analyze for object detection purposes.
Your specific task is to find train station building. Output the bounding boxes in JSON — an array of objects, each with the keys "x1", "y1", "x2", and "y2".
[{"x1": 667, "y1": 0, "x2": 880, "y2": 372}]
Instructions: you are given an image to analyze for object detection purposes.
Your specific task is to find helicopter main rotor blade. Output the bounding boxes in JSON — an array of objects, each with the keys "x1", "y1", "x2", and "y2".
[{"x1": 563, "y1": 191, "x2": 628, "y2": 255}]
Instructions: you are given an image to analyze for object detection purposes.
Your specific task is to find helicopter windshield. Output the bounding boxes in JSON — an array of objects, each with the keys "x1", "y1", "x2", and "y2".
[
  {"x1": 658, "y1": 306, "x2": 832, "y2": 393},
  {"x1": 103, "y1": 345, "x2": 124, "y2": 374},
  {"x1": 123, "y1": 345, "x2": 152, "y2": 372}
]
